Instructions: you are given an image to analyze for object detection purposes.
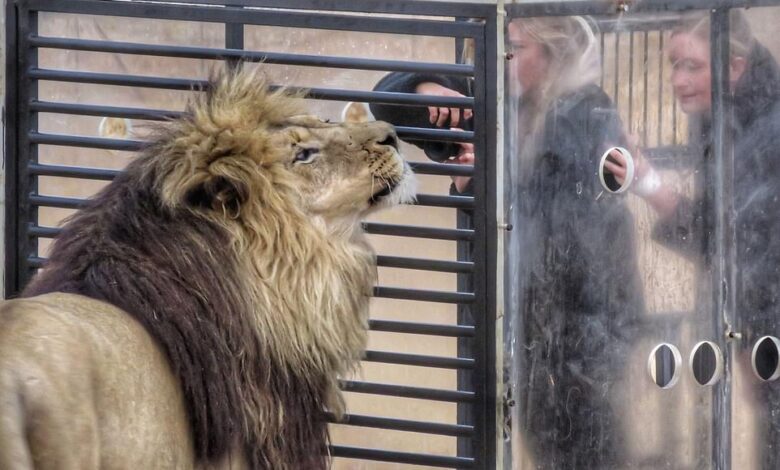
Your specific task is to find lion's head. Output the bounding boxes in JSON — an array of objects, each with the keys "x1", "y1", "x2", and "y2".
[
  {"x1": 152, "y1": 70, "x2": 414, "y2": 231},
  {"x1": 22, "y1": 67, "x2": 414, "y2": 469}
]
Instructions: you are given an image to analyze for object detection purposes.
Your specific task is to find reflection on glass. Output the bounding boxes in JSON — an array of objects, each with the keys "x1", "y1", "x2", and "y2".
[
  {"x1": 690, "y1": 340, "x2": 723, "y2": 386},
  {"x1": 648, "y1": 343, "x2": 682, "y2": 389},
  {"x1": 504, "y1": 15, "x2": 646, "y2": 469}
]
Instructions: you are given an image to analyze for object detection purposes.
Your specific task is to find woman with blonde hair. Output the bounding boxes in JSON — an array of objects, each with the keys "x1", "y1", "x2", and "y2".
[{"x1": 371, "y1": 16, "x2": 644, "y2": 468}]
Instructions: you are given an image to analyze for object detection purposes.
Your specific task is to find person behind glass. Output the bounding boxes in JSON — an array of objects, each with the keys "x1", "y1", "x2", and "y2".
[
  {"x1": 606, "y1": 11, "x2": 780, "y2": 468},
  {"x1": 372, "y1": 16, "x2": 645, "y2": 469}
]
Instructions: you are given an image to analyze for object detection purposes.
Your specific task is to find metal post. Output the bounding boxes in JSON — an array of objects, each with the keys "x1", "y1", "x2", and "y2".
[
  {"x1": 4, "y1": 0, "x2": 20, "y2": 297},
  {"x1": 710, "y1": 8, "x2": 734, "y2": 470}
]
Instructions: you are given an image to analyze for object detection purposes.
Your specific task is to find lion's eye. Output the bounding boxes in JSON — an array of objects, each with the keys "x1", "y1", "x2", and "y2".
[{"x1": 293, "y1": 148, "x2": 319, "y2": 164}]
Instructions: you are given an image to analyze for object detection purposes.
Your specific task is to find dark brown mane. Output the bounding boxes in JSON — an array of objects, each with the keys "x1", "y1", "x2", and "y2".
[{"x1": 23, "y1": 157, "x2": 330, "y2": 469}]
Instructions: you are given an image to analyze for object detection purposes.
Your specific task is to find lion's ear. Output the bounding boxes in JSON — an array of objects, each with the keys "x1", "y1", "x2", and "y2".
[{"x1": 184, "y1": 174, "x2": 249, "y2": 218}]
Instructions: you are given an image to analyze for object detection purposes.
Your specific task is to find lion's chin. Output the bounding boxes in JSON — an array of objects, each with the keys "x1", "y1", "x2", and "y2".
[
  {"x1": 368, "y1": 182, "x2": 397, "y2": 205},
  {"x1": 368, "y1": 166, "x2": 416, "y2": 208}
]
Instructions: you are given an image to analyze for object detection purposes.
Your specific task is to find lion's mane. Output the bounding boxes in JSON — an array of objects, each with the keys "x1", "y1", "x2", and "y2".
[{"x1": 23, "y1": 69, "x2": 376, "y2": 469}]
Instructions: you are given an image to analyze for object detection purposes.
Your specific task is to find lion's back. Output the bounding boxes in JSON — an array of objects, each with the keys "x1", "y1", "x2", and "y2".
[{"x1": 0, "y1": 292, "x2": 203, "y2": 469}]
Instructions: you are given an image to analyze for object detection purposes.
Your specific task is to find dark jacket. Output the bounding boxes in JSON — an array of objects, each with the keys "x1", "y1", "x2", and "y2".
[{"x1": 509, "y1": 84, "x2": 645, "y2": 467}]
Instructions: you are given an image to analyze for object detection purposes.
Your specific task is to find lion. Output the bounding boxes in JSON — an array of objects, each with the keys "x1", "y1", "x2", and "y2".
[{"x1": 0, "y1": 67, "x2": 414, "y2": 469}]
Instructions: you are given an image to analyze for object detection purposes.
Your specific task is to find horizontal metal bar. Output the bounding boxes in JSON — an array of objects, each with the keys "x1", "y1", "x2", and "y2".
[
  {"x1": 373, "y1": 286, "x2": 475, "y2": 304},
  {"x1": 28, "y1": 194, "x2": 476, "y2": 225},
  {"x1": 363, "y1": 350, "x2": 474, "y2": 370},
  {"x1": 596, "y1": 15, "x2": 682, "y2": 33},
  {"x1": 339, "y1": 380, "x2": 474, "y2": 403},
  {"x1": 28, "y1": 225, "x2": 61, "y2": 239},
  {"x1": 29, "y1": 69, "x2": 474, "y2": 107},
  {"x1": 28, "y1": 256, "x2": 46, "y2": 269},
  {"x1": 29, "y1": 163, "x2": 119, "y2": 181},
  {"x1": 376, "y1": 255, "x2": 472, "y2": 274},
  {"x1": 413, "y1": 194, "x2": 474, "y2": 209},
  {"x1": 363, "y1": 222, "x2": 474, "y2": 241},
  {"x1": 29, "y1": 194, "x2": 85, "y2": 210},
  {"x1": 30, "y1": 100, "x2": 180, "y2": 121},
  {"x1": 27, "y1": 0, "x2": 484, "y2": 38},
  {"x1": 408, "y1": 161, "x2": 473, "y2": 177},
  {"x1": 30, "y1": 103, "x2": 475, "y2": 145},
  {"x1": 507, "y1": 0, "x2": 780, "y2": 18},
  {"x1": 395, "y1": 126, "x2": 473, "y2": 143},
  {"x1": 111, "y1": 0, "x2": 495, "y2": 18},
  {"x1": 330, "y1": 445, "x2": 474, "y2": 468},
  {"x1": 369, "y1": 319, "x2": 475, "y2": 337},
  {"x1": 30, "y1": 36, "x2": 474, "y2": 77},
  {"x1": 29, "y1": 131, "x2": 144, "y2": 151},
  {"x1": 29, "y1": 68, "x2": 203, "y2": 90},
  {"x1": 327, "y1": 412, "x2": 473, "y2": 437}
]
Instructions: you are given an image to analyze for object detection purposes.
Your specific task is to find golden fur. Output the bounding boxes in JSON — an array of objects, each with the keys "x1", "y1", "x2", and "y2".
[{"x1": 0, "y1": 67, "x2": 414, "y2": 469}]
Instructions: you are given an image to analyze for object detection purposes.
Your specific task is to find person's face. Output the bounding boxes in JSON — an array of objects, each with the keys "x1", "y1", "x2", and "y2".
[
  {"x1": 508, "y1": 23, "x2": 550, "y2": 95},
  {"x1": 669, "y1": 32, "x2": 713, "y2": 114}
]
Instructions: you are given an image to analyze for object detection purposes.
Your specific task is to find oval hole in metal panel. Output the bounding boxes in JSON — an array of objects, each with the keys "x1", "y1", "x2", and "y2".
[
  {"x1": 689, "y1": 341, "x2": 724, "y2": 386},
  {"x1": 752, "y1": 336, "x2": 780, "y2": 382},
  {"x1": 648, "y1": 343, "x2": 682, "y2": 389},
  {"x1": 598, "y1": 146, "x2": 634, "y2": 193}
]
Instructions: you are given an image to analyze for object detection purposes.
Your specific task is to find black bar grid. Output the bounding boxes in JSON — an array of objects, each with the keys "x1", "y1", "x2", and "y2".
[{"x1": 5, "y1": 1, "x2": 496, "y2": 468}]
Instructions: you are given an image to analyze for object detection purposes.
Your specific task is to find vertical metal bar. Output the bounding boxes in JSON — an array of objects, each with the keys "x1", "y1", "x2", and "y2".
[
  {"x1": 482, "y1": 11, "x2": 499, "y2": 469},
  {"x1": 456, "y1": 24, "x2": 476, "y2": 464},
  {"x1": 614, "y1": 31, "x2": 620, "y2": 108},
  {"x1": 710, "y1": 8, "x2": 733, "y2": 470},
  {"x1": 642, "y1": 30, "x2": 649, "y2": 147},
  {"x1": 466, "y1": 21, "x2": 486, "y2": 469},
  {"x1": 628, "y1": 31, "x2": 634, "y2": 132},
  {"x1": 673, "y1": 87, "x2": 678, "y2": 145},
  {"x1": 12, "y1": 2, "x2": 38, "y2": 294},
  {"x1": 225, "y1": 5, "x2": 244, "y2": 69},
  {"x1": 600, "y1": 32, "x2": 605, "y2": 89},
  {"x1": 4, "y1": 0, "x2": 21, "y2": 297},
  {"x1": 657, "y1": 32, "x2": 664, "y2": 146}
]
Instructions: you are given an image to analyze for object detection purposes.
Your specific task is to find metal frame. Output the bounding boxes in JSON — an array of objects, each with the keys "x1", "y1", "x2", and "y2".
[
  {"x1": 3, "y1": 0, "x2": 498, "y2": 468},
  {"x1": 504, "y1": 1, "x2": 779, "y2": 470}
]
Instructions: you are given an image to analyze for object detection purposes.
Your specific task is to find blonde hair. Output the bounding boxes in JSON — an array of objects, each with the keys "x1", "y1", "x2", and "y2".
[
  {"x1": 509, "y1": 16, "x2": 602, "y2": 172},
  {"x1": 672, "y1": 10, "x2": 754, "y2": 60}
]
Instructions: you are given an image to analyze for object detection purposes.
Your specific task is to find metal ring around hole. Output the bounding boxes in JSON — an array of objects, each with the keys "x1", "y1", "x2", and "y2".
[
  {"x1": 751, "y1": 336, "x2": 780, "y2": 382},
  {"x1": 647, "y1": 343, "x2": 682, "y2": 390},
  {"x1": 598, "y1": 146, "x2": 634, "y2": 194},
  {"x1": 689, "y1": 340, "x2": 724, "y2": 387}
]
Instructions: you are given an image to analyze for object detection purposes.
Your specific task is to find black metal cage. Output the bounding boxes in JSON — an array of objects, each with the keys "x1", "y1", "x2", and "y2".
[{"x1": 3, "y1": 0, "x2": 499, "y2": 467}]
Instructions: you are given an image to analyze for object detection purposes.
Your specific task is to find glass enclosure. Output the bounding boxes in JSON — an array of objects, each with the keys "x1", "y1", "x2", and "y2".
[{"x1": 503, "y1": 4, "x2": 780, "y2": 469}]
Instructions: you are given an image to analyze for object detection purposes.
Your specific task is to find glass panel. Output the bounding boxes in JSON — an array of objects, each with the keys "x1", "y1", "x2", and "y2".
[
  {"x1": 729, "y1": 6, "x2": 780, "y2": 470},
  {"x1": 503, "y1": 11, "x2": 720, "y2": 468}
]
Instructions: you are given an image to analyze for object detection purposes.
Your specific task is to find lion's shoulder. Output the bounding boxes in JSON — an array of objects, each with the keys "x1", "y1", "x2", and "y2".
[{"x1": 0, "y1": 293, "x2": 176, "y2": 392}]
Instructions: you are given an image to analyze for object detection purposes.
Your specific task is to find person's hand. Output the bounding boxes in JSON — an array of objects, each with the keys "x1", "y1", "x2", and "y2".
[
  {"x1": 415, "y1": 82, "x2": 473, "y2": 129},
  {"x1": 450, "y1": 140, "x2": 474, "y2": 193},
  {"x1": 602, "y1": 136, "x2": 660, "y2": 198},
  {"x1": 604, "y1": 135, "x2": 680, "y2": 217}
]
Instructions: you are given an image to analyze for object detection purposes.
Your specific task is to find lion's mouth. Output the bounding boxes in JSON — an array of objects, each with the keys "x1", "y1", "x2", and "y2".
[{"x1": 369, "y1": 179, "x2": 399, "y2": 205}]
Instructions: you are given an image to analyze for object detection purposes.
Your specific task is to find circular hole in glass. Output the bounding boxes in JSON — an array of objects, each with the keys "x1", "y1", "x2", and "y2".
[
  {"x1": 598, "y1": 146, "x2": 634, "y2": 193},
  {"x1": 752, "y1": 336, "x2": 780, "y2": 382},
  {"x1": 689, "y1": 341, "x2": 724, "y2": 386},
  {"x1": 648, "y1": 343, "x2": 682, "y2": 389}
]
